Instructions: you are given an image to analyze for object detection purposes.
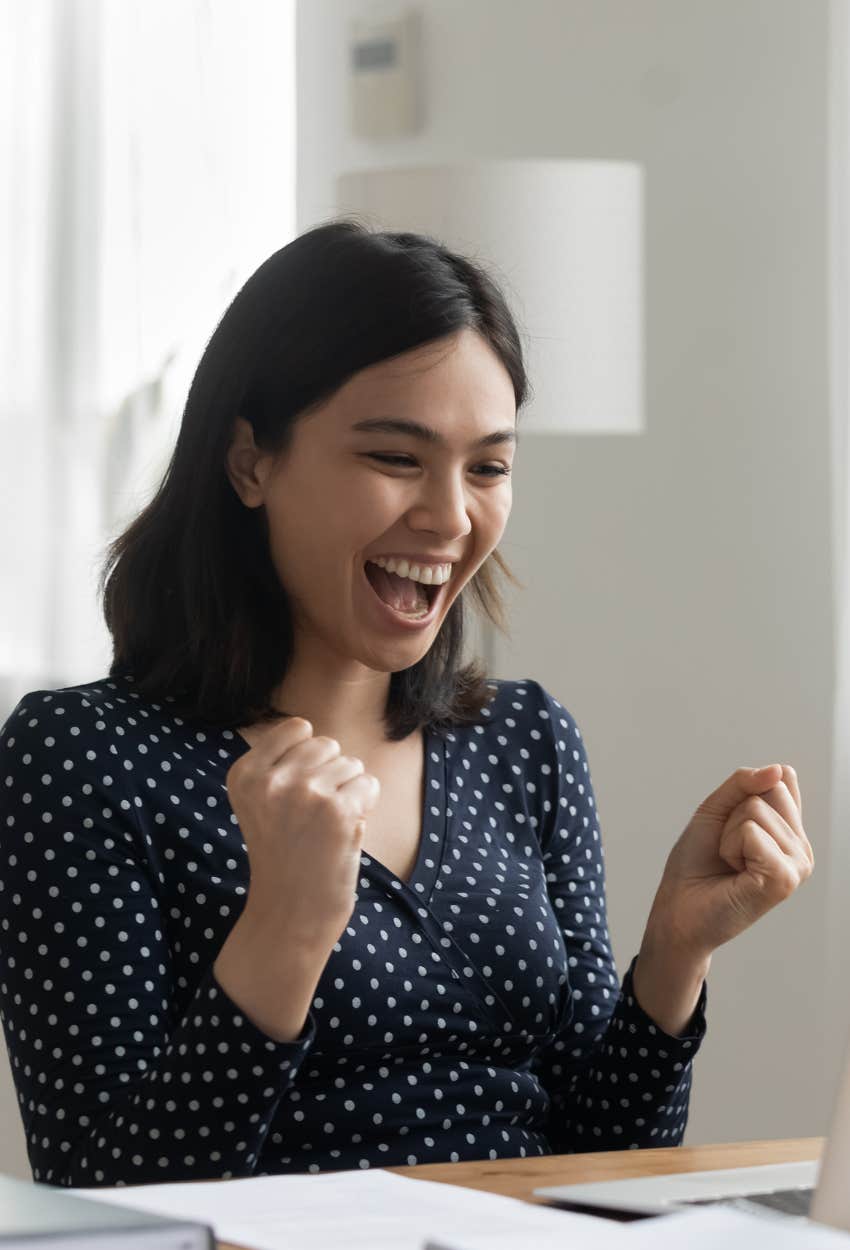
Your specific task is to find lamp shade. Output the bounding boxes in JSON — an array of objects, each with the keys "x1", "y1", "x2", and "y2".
[{"x1": 336, "y1": 160, "x2": 644, "y2": 434}]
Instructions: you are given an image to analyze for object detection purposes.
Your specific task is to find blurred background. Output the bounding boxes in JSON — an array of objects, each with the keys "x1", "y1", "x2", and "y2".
[{"x1": 1, "y1": 0, "x2": 847, "y2": 1178}]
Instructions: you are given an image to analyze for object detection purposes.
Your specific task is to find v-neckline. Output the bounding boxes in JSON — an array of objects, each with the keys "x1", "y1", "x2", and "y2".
[
  {"x1": 216, "y1": 725, "x2": 448, "y2": 901},
  {"x1": 361, "y1": 726, "x2": 446, "y2": 895}
]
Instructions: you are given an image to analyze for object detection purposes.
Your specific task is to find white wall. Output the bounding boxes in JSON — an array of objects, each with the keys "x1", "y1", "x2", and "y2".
[{"x1": 296, "y1": 0, "x2": 836, "y2": 1145}]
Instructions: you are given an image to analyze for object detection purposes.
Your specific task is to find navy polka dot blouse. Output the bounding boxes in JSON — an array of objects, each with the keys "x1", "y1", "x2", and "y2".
[{"x1": 0, "y1": 674, "x2": 706, "y2": 1187}]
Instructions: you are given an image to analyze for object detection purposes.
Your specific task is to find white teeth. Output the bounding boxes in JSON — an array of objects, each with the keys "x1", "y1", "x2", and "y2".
[{"x1": 369, "y1": 556, "x2": 452, "y2": 586}]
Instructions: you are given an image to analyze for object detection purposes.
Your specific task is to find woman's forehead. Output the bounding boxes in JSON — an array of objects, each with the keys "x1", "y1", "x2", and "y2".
[{"x1": 316, "y1": 332, "x2": 516, "y2": 428}]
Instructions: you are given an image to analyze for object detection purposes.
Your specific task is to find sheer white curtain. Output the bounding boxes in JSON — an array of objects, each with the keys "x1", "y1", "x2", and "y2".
[{"x1": 0, "y1": 0, "x2": 296, "y2": 721}]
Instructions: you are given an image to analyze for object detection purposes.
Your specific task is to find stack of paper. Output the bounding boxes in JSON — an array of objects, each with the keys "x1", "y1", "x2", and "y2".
[{"x1": 76, "y1": 1171, "x2": 617, "y2": 1250}]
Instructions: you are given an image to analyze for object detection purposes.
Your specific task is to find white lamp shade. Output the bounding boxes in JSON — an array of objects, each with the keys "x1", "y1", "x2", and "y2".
[{"x1": 336, "y1": 160, "x2": 644, "y2": 435}]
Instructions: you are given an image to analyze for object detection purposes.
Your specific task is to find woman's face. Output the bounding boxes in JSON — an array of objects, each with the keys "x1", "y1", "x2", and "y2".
[{"x1": 228, "y1": 327, "x2": 517, "y2": 674}]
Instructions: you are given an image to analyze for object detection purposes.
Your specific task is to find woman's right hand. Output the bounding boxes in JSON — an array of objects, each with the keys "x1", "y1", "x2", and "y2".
[{"x1": 224, "y1": 717, "x2": 381, "y2": 955}]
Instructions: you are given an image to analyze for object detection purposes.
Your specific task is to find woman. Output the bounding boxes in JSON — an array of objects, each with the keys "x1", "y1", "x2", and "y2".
[{"x1": 0, "y1": 221, "x2": 813, "y2": 1187}]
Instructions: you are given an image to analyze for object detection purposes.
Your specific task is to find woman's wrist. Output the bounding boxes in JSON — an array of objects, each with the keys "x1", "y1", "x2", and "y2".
[
  {"x1": 213, "y1": 912, "x2": 331, "y2": 1042},
  {"x1": 632, "y1": 922, "x2": 711, "y2": 1038}
]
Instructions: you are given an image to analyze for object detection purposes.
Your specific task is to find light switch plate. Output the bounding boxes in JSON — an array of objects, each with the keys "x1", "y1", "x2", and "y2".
[{"x1": 349, "y1": 9, "x2": 422, "y2": 139}]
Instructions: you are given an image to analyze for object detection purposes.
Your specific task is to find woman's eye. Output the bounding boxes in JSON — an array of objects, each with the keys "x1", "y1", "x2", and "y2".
[{"x1": 366, "y1": 453, "x2": 510, "y2": 477}]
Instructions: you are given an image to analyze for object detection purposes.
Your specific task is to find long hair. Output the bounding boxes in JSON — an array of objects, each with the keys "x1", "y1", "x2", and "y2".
[{"x1": 100, "y1": 219, "x2": 529, "y2": 740}]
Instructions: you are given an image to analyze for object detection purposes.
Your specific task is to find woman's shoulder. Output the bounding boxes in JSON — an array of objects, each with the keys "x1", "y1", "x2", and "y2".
[
  {"x1": 446, "y1": 675, "x2": 583, "y2": 766},
  {"x1": 475, "y1": 675, "x2": 580, "y2": 734},
  {"x1": 0, "y1": 678, "x2": 121, "y2": 781},
  {"x1": 0, "y1": 673, "x2": 233, "y2": 764},
  {"x1": 3, "y1": 674, "x2": 144, "y2": 740}
]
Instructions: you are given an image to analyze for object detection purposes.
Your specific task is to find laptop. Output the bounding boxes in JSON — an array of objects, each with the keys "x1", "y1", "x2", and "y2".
[{"x1": 533, "y1": 1032, "x2": 850, "y2": 1232}]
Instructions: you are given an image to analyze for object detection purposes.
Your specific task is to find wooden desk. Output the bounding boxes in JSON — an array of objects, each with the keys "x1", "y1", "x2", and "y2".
[
  {"x1": 218, "y1": 1137, "x2": 824, "y2": 1249},
  {"x1": 387, "y1": 1136, "x2": 824, "y2": 1204}
]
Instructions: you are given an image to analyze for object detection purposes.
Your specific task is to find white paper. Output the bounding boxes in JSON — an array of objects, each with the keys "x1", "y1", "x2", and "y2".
[
  {"x1": 621, "y1": 1206, "x2": 850, "y2": 1248},
  {"x1": 73, "y1": 1168, "x2": 627, "y2": 1250},
  {"x1": 75, "y1": 1170, "x2": 850, "y2": 1250},
  {"x1": 427, "y1": 1204, "x2": 850, "y2": 1250}
]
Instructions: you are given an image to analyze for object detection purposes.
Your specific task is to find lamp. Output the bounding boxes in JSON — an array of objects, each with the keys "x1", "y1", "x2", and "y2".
[{"x1": 335, "y1": 160, "x2": 644, "y2": 664}]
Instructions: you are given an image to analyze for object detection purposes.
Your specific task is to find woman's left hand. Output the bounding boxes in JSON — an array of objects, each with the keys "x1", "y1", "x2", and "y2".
[{"x1": 645, "y1": 763, "x2": 814, "y2": 961}]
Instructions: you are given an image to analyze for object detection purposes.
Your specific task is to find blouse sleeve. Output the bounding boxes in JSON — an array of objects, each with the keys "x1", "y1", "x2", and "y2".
[
  {"x1": 0, "y1": 691, "x2": 317, "y2": 1187},
  {"x1": 526, "y1": 681, "x2": 707, "y2": 1152}
]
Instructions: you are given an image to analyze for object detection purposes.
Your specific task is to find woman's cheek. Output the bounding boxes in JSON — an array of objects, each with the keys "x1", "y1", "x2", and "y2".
[
  {"x1": 353, "y1": 471, "x2": 397, "y2": 510},
  {"x1": 481, "y1": 488, "x2": 512, "y2": 537}
]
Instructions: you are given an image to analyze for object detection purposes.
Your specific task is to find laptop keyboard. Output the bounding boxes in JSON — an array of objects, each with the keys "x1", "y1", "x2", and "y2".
[{"x1": 685, "y1": 1187, "x2": 813, "y2": 1217}]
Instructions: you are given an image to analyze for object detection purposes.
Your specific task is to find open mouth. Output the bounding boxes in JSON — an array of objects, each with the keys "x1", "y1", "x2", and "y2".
[{"x1": 363, "y1": 560, "x2": 444, "y2": 621}]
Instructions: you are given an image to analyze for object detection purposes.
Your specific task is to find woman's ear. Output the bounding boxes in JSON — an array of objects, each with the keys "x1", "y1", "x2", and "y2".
[{"x1": 225, "y1": 416, "x2": 269, "y2": 507}]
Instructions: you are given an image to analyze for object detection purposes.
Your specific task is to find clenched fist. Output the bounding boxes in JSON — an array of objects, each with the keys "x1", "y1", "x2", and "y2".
[{"x1": 645, "y1": 764, "x2": 814, "y2": 961}]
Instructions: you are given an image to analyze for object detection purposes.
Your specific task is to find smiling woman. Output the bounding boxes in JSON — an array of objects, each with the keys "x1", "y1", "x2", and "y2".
[
  {"x1": 100, "y1": 222, "x2": 527, "y2": 740},
  {"x1": 221, "y1": 322, "x2": 518, "y2": 722},
  {"x1": 0, "y1": 221, "x2": 718, "y2": 1190}
]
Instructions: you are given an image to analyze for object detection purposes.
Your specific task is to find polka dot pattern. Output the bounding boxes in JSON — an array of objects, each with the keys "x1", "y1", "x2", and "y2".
[{"x1": 0, "y1": 675, "x2": 705, "y2": 1186}]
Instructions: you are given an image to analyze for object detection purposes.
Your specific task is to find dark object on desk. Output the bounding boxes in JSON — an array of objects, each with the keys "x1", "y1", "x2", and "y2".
[
  {"x1": 544, "y1": 1184, "x2": 814, "y2": 1223},
  {"x1": 0, "y1": 1172, "x2": 213, "y2": 1247},
  {"x1": 687, "y1": 1185, "x2": 813, "y2": 1217},
  {"x1": 537, "y1": 1199, "x2": 649, "y2": 1223}
]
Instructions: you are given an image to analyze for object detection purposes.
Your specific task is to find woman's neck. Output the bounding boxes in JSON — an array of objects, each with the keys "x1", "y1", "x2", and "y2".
[{"x1": 265, "y1": 662, "x2": 393, "y2": 753}]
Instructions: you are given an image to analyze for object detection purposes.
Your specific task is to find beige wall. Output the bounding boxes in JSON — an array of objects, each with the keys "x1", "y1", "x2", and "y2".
[
  {"x1": 0, "y1": 1063, "x2": 29, "y2": 1178},
  {"x1": 296, "y1": 0, "x2": 835, "y2": 1145}
]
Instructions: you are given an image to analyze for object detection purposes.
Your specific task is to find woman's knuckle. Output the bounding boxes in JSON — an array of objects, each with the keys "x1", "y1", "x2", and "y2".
[
  {"x1": 294, "y1": 772, "x2": 319, "y2": 798},
  {"x1": 263, "y1": 768, "x2": 285, "y2": 794}
]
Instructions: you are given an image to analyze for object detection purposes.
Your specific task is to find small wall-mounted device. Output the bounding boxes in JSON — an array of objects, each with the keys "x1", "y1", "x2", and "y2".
[{"x1": 348, "y1": 9, "x2": 422, "y2": 139}]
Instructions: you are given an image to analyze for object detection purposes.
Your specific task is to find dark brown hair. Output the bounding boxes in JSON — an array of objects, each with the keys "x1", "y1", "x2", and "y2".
[{"x1": 100, "y1": 219, "x2": 529, "y2": 740}]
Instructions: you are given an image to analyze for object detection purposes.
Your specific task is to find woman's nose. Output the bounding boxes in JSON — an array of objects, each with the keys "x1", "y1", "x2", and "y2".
[{"x1": 406, "y1": 474, "x2": 472, "y2": 540}]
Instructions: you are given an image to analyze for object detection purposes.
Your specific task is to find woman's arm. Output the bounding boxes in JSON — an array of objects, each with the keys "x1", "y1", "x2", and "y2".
[
  {"x1": 632, "y1": 925, "x2": 711, "y2": 1038},
  {"x1": 0, "y1": 691, "x2": 317, "y2": 1186},
  {"x1": 526, "y1": 681, "x2": 707, "y2": 1153}
]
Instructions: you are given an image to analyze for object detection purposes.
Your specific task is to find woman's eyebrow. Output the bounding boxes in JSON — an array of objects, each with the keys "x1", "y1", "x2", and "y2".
[{"x1": 350, "y1": 417, "x2": 518, "y2": 449}]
